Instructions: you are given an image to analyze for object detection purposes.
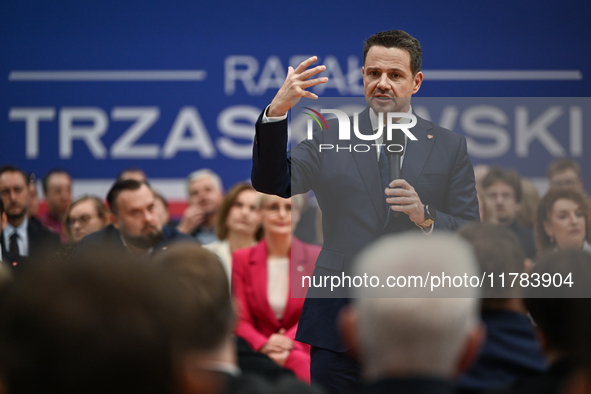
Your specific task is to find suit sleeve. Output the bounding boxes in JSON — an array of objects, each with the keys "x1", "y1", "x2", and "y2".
[
  {"x1": 231, "y1": 249, "x2": 269, "y2": 352},
  {"x1": 251, "y1": 111, "x2": 322, "y2": 198},
  {"x1": 434, "y1": 135, "x2": 480, "y2": 230}
]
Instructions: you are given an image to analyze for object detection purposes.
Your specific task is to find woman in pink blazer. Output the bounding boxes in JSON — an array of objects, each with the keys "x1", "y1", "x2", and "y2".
[{"x1": 232, "y1": 194, "x2": 320, "y2": 383}]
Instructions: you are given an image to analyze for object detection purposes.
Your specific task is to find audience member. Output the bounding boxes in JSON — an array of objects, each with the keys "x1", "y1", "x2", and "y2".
[
  {"x1": 0, "y1": 165, "x2": 61, "y2": 271},
  {"x1": 482, "y1": 167, "x2": 536, "y2": 259},
  {"x1": 39, "y1": 169, "x2": 72, "y2": 242},
  {"x1": 116, "y1": 167, "x2": 148, "y2": 183},
  {"x1": 76, "y1": 179, "x2": 192, "y2": 258},
  {"x1": 26, "y1": 173, "x2": 39, "y2": 219},
  {"x1": 492, "y1": 250, "x2": 591, "y2": 394},
  {"x1": 63, "y1": 196, "x2": 109, "y2": 243},
  {"x1": 340, "y1": 232, "x2": 483, "y2": 394},
  {"x1": 153, "y1": 190, "x2": 171, "y2": 226},
  {"x1": 517, "y1": 179, "x2": 540, "y2": 231},
  {"x1": 177, "y1": 169, "x2": 224, "y2": 245},
  {"x1": 456, "y1": 223, "x2": 546, "y2": 393},
  {"x1": 205, "y1": 183, "x2": 262, "y2": 283},
  {"x1": 534, "y1": 186, "x2": 591, "y2": 256},
  {"x1": 232, "y1": 194, "x2": 319, "y2": 382},
  {"x1": 0, "y1": 252, "x2": 202, "y2": 394},
  {"x1": 154, "y1": 243, "x2": 320, "y2": 394},
  {"x1": 546, "y1": 159, "x2": 584, "y2": 191}
]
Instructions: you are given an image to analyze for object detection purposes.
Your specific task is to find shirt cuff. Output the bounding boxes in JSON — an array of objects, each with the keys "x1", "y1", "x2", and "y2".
[{"x1": 261, "y1": 105, "x2": 288, "y2": 123}]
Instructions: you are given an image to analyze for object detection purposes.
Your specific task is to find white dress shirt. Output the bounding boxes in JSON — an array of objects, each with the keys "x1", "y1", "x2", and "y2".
[{"x1": 3, "y1": 217, "x2": 29, "y2": 256}]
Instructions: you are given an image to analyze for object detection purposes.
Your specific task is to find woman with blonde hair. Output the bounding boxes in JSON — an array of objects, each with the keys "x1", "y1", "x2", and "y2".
[{"x1": 232, "y1": 194, "x2": 319, "y2": 382}]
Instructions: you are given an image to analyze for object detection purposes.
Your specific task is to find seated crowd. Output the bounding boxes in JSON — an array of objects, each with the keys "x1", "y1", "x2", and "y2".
[{"x1": 0, "y1": 158, "x2": 590, "y2": 394}]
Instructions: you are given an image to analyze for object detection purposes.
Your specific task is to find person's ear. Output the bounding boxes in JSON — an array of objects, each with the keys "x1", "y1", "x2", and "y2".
[
  {"x1": 543, "y1": 220, "x2": 554, "y2": 240},
  {"x1": 110, "y1": 212, "x2": 119, "y2": 229},
  {"x1": 412, "y1": 71, "x2": 423, "y2": 94},
  {"x1": 1, "y1": 212, "x2": 6, "y2": 231},
  {"x1": 455, "y1": 323, "x2": 485, "y2": 377},
  {"x1": 339, "y1": 305, "x2": 361, "y2": 362}
]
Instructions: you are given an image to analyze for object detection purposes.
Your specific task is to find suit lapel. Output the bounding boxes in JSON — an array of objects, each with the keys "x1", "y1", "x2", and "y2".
[
  {"x1": 400, "y1": 115, "x2": 434, "y2": 187},
  {"x1": 350, "y1": 107, "x2": 388, "y2": 222}
]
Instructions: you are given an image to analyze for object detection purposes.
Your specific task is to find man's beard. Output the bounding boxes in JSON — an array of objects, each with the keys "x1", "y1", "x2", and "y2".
[
  {"x1": 122, "y1": 227, "x2": 163, "y2": 250},
  {"x1": 6, "y1": 205, "x2": 26, "y2": 221}
]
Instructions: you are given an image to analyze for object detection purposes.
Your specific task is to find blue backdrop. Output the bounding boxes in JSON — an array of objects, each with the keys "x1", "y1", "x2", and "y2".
[{"x1": 1, "y1": 0, "x2": 590, "y2": 190}]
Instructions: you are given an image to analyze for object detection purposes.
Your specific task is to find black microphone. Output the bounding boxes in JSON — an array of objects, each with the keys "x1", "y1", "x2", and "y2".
[{"x1": 384, "y1": 129, "x2": 406, "y2": 217}]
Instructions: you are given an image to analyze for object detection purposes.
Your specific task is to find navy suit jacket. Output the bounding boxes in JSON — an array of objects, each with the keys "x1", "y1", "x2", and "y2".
[
  {"x1": 252, "y1": 107, "x2": 480, "y2": 351},
  {"x1": 0, "y1": 216, "x2": 61, "y2": 271}
]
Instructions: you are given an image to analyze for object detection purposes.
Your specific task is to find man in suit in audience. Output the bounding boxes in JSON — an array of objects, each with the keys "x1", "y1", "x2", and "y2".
[
  {"x1": 0, "y1": 165, "x2": 61, "y2": 270},
  {"x1": 456, "y1": 223, "x2": 546, "y2": 393},
  {"x1": 340, "y1": 232, "x2": 483, "y2": 394},
  {"x1": 76, "y1": 179, "x2": 192, "y2": 258},
  {"x1": 154, "y1": 242, "x2": 324, "y2": 394}
]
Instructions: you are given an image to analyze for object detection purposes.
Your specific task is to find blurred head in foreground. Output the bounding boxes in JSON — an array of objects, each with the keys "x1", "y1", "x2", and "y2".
[
  {"x1": 0, "y1": 253, "x2": 190, "y2": 394},
  {"x1": 341, "y1": 233, "x2": 482, "y2": 381}
]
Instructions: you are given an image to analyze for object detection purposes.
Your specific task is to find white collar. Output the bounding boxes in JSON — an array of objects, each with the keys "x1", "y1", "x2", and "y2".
[{"x1": 5, "y1": 217, "x2": 28, "y2": 238}]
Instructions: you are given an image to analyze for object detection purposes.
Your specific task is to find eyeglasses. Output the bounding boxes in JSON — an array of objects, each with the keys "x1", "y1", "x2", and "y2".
[{"x1": 67, "y1": 215, "x2": 98, "y2": 227}]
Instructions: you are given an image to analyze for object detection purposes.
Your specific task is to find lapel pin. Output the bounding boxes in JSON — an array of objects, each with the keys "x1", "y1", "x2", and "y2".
[
  {"x1": 427, "y1": 134, "x2": 434, "y2": 140},
  {"x1": 297, "y1": 266, "x2": 304, "y2": 272}
]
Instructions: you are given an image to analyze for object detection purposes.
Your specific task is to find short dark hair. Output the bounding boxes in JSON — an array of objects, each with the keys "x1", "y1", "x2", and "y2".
[
  {"x1": 0, "y1": 164, "x2": 28, "y2": 185},
  {"x1": 0, "y1": 197, "x2": 4, "y2": 215},
  {"x1": 42, "y1": 168, "x2": 71, "y2": 194},
  {"x1": 525, "y1": 250, "x2": 591, "y2": 355},
  {"x1": 116, "y1": 167, "x2": 148, "y2": 183},
  {"x1": 106, "y1": 179, "x2": 148, "y2": 214},
  {"x1": 0, "y1": 253, "x2": 186, "y2": 394},
  {"x1": 153, "y1": 243, "x2": 235, "y2": 352},
  {"x1": 546, "y1": 158, "x2": 581, "y2": 180},
  {"x1": 363, "y1": 30, "x2": 422, "y2": 76},
  {"x1": 481, "y1": 167, "x2": 523, "y2": 203},
  {"x1": 458, "y1": 223, "x2": 525, "y2": 303}
]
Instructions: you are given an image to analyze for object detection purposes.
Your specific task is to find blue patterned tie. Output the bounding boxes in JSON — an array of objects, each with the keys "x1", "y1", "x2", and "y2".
[{"x1": 379, "y1": 146, "x2": 389, "y2": 210}]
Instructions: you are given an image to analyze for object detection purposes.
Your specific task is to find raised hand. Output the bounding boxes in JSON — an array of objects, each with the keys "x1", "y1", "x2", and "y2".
[{"x1": 267, "y1": 56, "x2": 328, "y2": 117}]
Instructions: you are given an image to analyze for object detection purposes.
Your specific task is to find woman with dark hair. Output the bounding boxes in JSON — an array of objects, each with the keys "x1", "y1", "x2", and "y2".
[
  {"x1": 232, "y1": 194, "x2": 319, "y2": 382},
  {"x1": 63, "y1": 196, "x2": 109, "y2": 244},
  {"x1": 204, "y1": 183, "x2": 262, "y2": 283},
  {"x1": 534, "y1": 186, "x2": 591, "y2": 256}
]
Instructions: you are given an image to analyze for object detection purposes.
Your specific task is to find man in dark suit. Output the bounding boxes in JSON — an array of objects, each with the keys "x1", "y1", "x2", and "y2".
[
  {"x1": 251, "y1": 30, "x2": 480, "y2": 394},
  {"x1": 154, "y1": 242, "x2": 324, "y2": 394},
  {"x1": 76, "y1": 179, "x2": 193, "y2": 258},
  {"x1": 340, "y1": 233, "x2": 483, "y2": 394},
  {"x1": 0, "y1": 165, "x2": 61, "y2": 271}
]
